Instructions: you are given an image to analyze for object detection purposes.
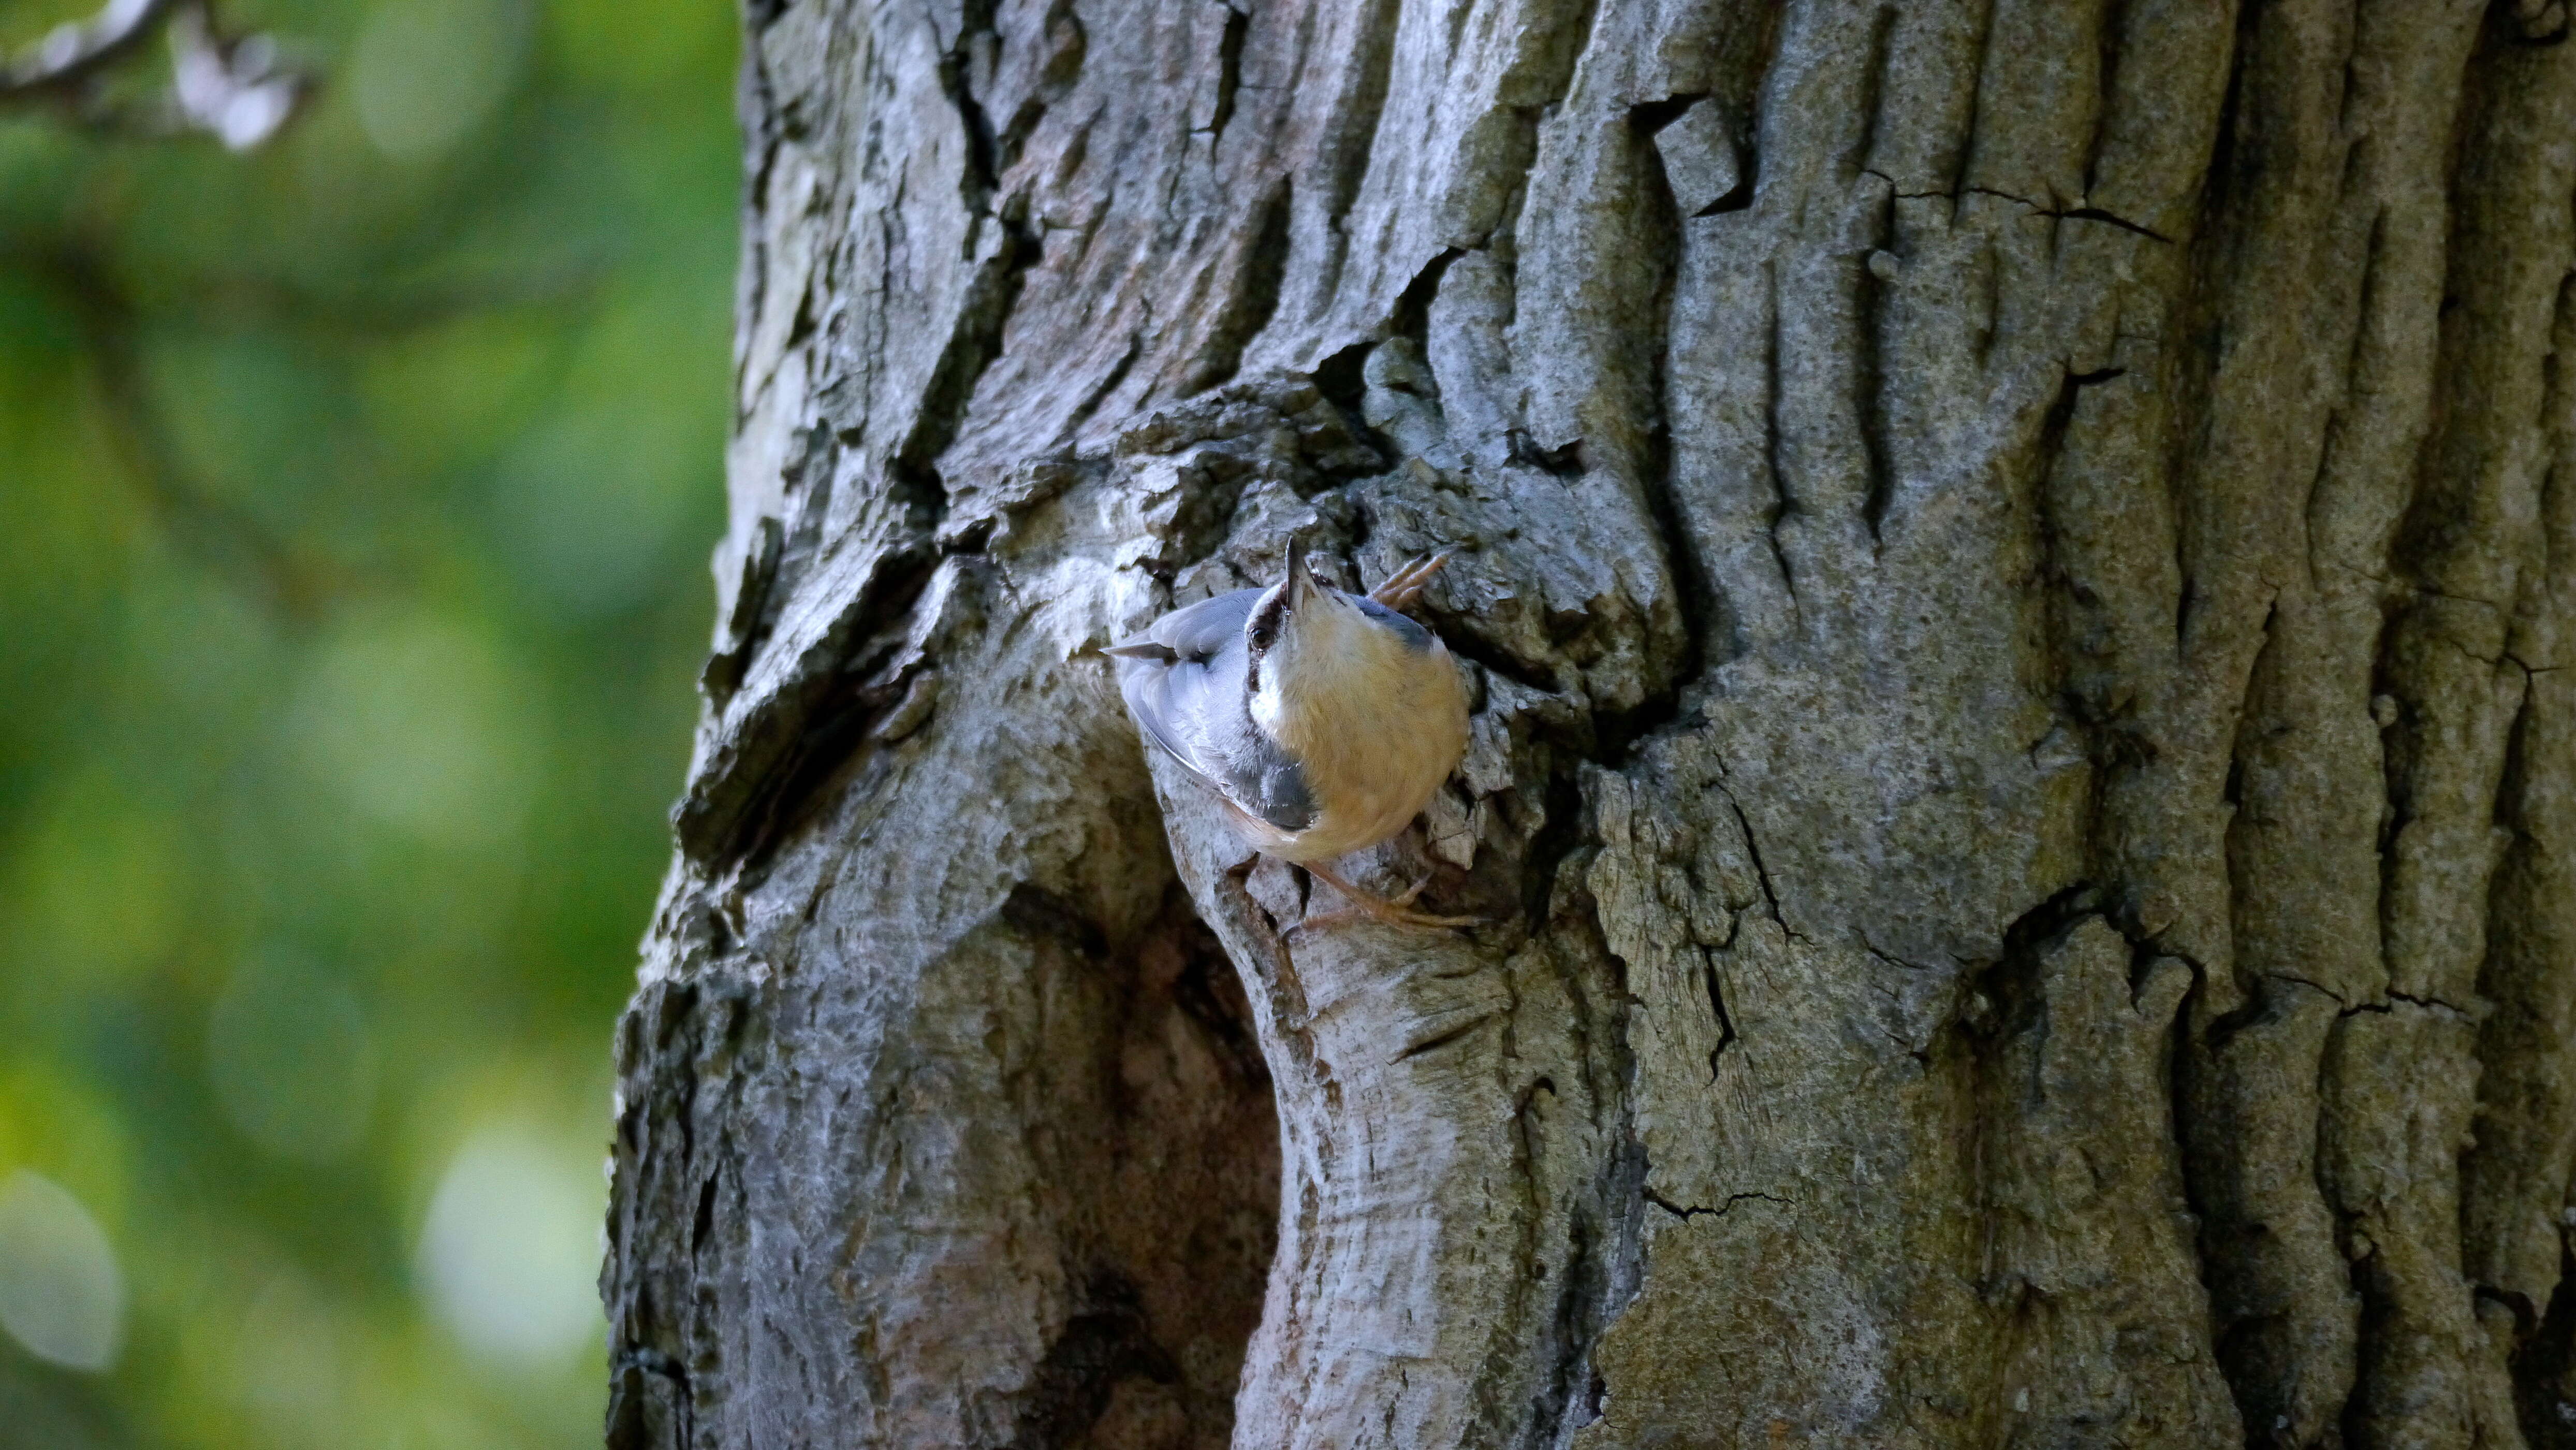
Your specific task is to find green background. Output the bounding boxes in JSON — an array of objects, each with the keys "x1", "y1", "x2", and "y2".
[{"x1": 0, "y1": 0, "x2": 737, "y2": 1443}]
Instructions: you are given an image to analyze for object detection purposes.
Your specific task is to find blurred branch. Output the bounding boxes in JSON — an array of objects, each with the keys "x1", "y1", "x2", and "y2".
[
  {"x1": 2, "y1": 218, "x2": 607, "y2": 621},
  {"x1": 25, "y1": 237, "x2": 345, "y2": 621},
  {"x1": 1, "y1": 0, "x2": 308, "y2": 150},
  {"x1": 181, "y1": 262, "x2": 613, "y2": 337}
]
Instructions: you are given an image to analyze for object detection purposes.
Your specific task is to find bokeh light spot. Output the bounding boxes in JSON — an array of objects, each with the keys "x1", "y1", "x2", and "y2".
[
  {"x1": 288, "y1": 609, "x2": 536, "y2": 849},
  {"x1": 414, "y1": 1124, "x2": 604, "y2": 1367},
  {"x1": 0, "y1": 1170, "x2": 125, "y2": 1372},
  {"x1": 207, "y1": 951, "x2": 377, "y2": 1162},
  {"x1": 352, "y1": 0, "x2": 532, "y2": 161},
  {"x1": 233, "y1": 1271, "x2": 347, "y2": 1438}
]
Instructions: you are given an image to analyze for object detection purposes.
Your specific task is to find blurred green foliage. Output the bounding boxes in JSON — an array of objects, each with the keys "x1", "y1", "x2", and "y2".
[{"x1": 0, "y1": 0, "x2": 738, "y2": 1443}]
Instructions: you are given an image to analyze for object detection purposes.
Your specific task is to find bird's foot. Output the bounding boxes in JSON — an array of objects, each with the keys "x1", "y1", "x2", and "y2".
[
  {"x1": 1368, "y1": 552, "x2": 1450, "y2": 612},
  {"x1": 1287, "y1": 860, "x2": 1481, "y2": 935}
]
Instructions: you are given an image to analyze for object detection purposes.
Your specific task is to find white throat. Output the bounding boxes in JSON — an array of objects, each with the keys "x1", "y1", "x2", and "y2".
[{"x1": 1249, "y1": 598, "x2": 1398, "y2": 750}]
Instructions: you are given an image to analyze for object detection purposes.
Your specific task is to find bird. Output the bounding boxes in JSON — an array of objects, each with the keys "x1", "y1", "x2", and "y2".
[{"x1": 1106, "y1": 538, "x2": 1475, "y2": 929}]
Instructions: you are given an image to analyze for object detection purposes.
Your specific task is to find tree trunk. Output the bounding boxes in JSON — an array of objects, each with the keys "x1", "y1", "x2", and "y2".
[{"x1": 601, "y1": 0, "x2": 2576, "y2": 1445}]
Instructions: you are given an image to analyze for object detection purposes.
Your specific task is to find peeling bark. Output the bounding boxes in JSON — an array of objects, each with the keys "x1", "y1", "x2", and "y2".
[{"x1": 605, "y1": 1, "x2": 2576, "y2": 1445}]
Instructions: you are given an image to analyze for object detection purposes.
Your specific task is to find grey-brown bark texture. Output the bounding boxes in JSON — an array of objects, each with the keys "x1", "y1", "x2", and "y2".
[{"x1": 602, "y1": 0, "x2": 2576, "y2": 1444}]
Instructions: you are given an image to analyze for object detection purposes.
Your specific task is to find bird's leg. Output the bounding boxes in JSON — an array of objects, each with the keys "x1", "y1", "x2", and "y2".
[
  {"x1": 1368, "y1": 552, "x2": 1450, "y2": 612},
  {"x1": 1290, "y1": 859, "x2": 1481, "y2": 932}
]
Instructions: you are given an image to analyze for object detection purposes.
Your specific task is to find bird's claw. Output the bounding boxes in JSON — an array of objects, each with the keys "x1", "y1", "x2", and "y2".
[
  {"x1": 1284, "y1": 860, "x2": 1481, "y2": 936},
  {"x1": 1368, "y1": 552, "x2": 1450, "y2": 612}
]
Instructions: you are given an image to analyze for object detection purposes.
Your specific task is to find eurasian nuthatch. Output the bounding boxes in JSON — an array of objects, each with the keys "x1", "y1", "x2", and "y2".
[{"x1": 1107, "y1": 539, "x2": 1474, "y2": 927}]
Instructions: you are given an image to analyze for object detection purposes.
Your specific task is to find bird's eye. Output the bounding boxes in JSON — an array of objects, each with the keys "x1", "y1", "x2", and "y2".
[{"x1": 1248, "y1": 625, "x2": 1276, "y2": 651}]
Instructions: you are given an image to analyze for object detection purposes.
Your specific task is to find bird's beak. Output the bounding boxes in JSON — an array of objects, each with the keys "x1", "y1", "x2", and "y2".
[{"x1": 1283, "y1": 535, "x2": 1313, "y2": 610}]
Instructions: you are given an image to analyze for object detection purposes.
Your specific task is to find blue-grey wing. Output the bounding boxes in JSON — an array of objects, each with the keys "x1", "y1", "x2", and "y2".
[
  {"x1": 1111, "y1": 588, "x2": 1254, "y2": 775},
  {"x1": 1116, "y1": 639, "x2": 1233, "y2": 782},
  {"x1": 1111, "y1": 588, "x2": 1259, "y2": 661}
]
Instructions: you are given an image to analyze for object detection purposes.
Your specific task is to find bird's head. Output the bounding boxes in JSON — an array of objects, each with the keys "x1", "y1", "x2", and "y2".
[{"x1": 1243, "y1": 535, "x2": 1368, "y2": 713}]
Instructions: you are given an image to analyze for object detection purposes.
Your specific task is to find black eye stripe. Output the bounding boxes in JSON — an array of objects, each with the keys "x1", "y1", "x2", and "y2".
[{"x1": 1246, "y1": 594, "x2": 1288, "y2": 653}]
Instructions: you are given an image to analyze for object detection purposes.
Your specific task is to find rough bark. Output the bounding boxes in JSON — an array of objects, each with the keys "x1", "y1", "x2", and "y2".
[{"x1": 603, "y1": 0, "x2": 2576, "y2": 1446}]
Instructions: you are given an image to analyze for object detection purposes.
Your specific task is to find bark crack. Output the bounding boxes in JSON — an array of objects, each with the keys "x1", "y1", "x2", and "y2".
[
  {"x1": 1393, "y1": 1011, "x2": 1503, "y2": 1063},
  {"x1": 1761, "y1": 256, "x2": 1799, "y2": 608},
  {"x1": 1871, "y1": 172, "x2": 2174, "y2": 242},
  {"x1": 1641, "y1": 1188, "x2": 1788, "y2": 1222},
  {"x1": 1204, "y1": 6, "x2": 1248, "y2": 143},
  {"x1": 1702, "y1": 959, "x2": 1738, "y2": 1082},
  {"x1": 1718, "y1": 786, "x2": 1810, "y2": 946}
]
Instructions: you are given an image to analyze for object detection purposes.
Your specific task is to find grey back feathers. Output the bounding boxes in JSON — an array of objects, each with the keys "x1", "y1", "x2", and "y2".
[{"x1": 1108, "y1": 588, "x2": 1319, "y2": 832}]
